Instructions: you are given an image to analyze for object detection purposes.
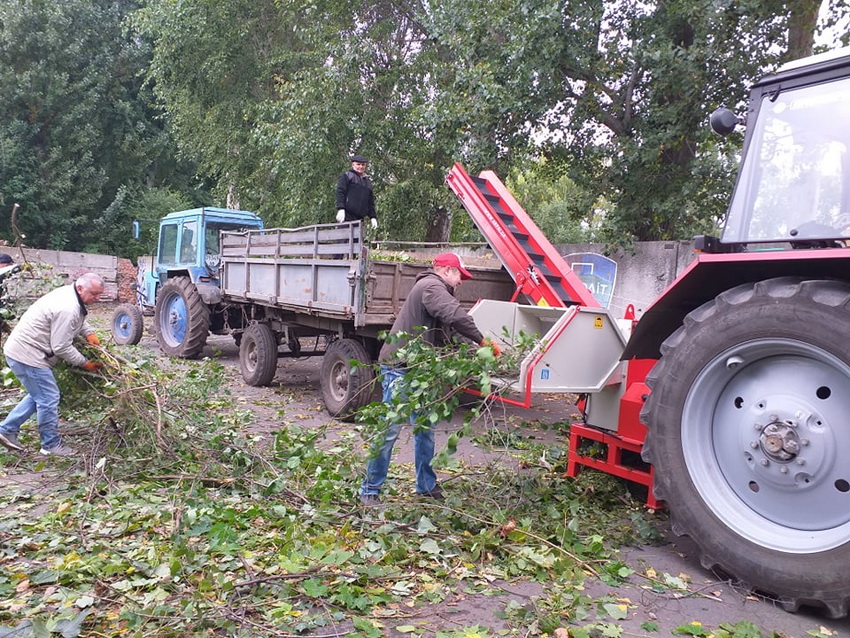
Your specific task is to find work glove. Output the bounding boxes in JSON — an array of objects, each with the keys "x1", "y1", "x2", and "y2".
[
  {"x1": 480, "y1": 338, "x2": 502, "y2": 357},
  {"x1": 370, "y1": 217, "x2": 378, "y2": 230},
  {"x1": 336, "y1": 209, "x2": 345, "y2": 223},
  {"x1": 86, "y1": 333, "x2": 101, "y2": 346},
  {"x1": 82, "y1": 361, "x2": 104, "y2": 372}
]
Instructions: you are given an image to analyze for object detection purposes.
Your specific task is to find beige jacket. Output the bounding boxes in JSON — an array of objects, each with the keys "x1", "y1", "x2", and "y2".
[{"x1": 3, "y1": 284, "x2": 94, "y2": 368}]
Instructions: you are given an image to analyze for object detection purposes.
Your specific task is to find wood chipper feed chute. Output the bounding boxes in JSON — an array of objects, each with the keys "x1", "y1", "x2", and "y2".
[{"x1": 469, "y1": 299, "x2": 628, "y2": 404}]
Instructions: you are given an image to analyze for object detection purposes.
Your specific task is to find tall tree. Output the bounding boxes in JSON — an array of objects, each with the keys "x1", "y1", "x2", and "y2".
[
  {"x1": 138, "y1": 0, "x2": 847, "y2": 245},
  {"x1": 0, "y1": 0, "x2": 198, "y2": 253},
  {"x1": 137, "y1": 0, "x2": 543, "y2": 242}
]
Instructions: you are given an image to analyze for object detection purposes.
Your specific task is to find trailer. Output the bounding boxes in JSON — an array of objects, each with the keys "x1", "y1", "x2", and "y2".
[
  {"x1": 216, "y1": 223, "x2": 516, "y2": 416},
  {"x1": 114, "y1": 208, "x2": 514, "y2": 418}
]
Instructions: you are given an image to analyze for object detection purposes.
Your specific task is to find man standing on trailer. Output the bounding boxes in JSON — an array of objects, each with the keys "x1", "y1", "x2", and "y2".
[
  {"x1": 359, "y1": 253, "x2": 500, "y2": 506},
  {"x1": 336, "y1": 154, "x2": 378, "y2": 230}
]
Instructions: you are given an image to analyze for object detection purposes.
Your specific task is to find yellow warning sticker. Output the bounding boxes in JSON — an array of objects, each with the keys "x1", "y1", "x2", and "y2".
[{"x1": 594, "y1": 316, "x2": 604, "y2": 329}]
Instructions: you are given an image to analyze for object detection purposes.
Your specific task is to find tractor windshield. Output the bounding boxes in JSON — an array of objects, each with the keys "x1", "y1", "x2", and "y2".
[
  {"x1": 722, "y1": 75, "x2": 850, "y2": 245},
  {"x1": 205, "y1": 222, "x2": 257, "y2": 256}
]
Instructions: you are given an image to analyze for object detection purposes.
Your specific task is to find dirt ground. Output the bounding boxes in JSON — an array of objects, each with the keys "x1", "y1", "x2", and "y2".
[{"x1": 4, "y1": 304, "x2": 850, "y2": 637}]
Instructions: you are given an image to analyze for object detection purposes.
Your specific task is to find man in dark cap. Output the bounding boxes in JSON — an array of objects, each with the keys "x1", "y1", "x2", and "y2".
[
  {"x1": 336, "y1": 154, "x2": 377, "y2": 229},
  {"x1": 0, "y1": 254, "x2": 14, "y2": 267}
]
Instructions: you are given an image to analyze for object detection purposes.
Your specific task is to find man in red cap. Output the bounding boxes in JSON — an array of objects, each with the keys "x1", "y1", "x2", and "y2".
[{"x1": 360, "y1": 252, "x2": 500, "y2": 505}]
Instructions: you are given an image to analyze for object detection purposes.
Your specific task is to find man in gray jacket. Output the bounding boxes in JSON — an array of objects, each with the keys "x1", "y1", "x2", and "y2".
[
  {"x1": 359, "y1": 253, "x2": 500, "y2": 505},
  {"x1": 0, "y1": 272, "x2": 105, "y2": 456}
]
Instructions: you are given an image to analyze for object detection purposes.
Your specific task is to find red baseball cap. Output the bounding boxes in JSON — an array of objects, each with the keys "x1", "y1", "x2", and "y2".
[{"x1": 433, "y1": 252, "x2": 472, "y2": 280}]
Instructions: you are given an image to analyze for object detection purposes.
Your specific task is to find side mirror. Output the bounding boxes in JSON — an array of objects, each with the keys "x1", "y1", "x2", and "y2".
[{"x1": 710, "y1": 107, "x2": 743, "y2": 136}]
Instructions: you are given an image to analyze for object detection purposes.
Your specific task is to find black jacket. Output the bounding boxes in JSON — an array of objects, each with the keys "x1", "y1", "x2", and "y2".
[
  {"x1": 335, "y1": 170, "x2": 376, "y2": 221},
  {"x1": 378, "y1": 271, "x2": 484, "y2": 364}
]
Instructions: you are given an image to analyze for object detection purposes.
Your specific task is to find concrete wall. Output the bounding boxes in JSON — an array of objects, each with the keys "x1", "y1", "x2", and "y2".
[
  {"x1": 0, "y1": 247, "x2": 121, "y2": 301},
  {"x1": 555, "y1": 240, "x2": 697, "y2": 319},
  {"x1": 0, "y1": 240, "x2": 699, "y2": 314}
]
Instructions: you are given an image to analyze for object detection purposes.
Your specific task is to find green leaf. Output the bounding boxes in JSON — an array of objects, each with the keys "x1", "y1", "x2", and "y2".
[
  {"x1": 416, "y1": 516, "x2": 436, "y2": 535},
  {"x1": 601, "y1": 602, "x2": 628, "y2": 620},
  {"x1": 31, "y1": 570, "x2": 59, "y2": 585},
  {"x1": 56, "y1": 609, "x2": 93, "y2": 638},
  {"x1": 302, "y1": 578, "x2": 329, "y2": 598},
  {"x1": 352, "y1": 617, "x2": 383, "y2": 638},
  {"x1": 419, "y1": 538, "x2": 441, "y2": 555}
]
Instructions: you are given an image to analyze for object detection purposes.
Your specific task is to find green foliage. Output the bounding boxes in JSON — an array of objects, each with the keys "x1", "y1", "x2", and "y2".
[
  {"x1": 0, "y1": 0, "x2": 206, "y2": 255},
  {"x1": 674, "y1": 621, "x2": 712, "y2": 636},
  {"x1": 507, "y1": 159, "x2": 599, "y2": 244},
  {"x1": 0, "y1": 319, "x2": 668, "y2": 635},
  {"x1": 356, "y1": 329, "x2": 537, "y2": 455},
  {"x1": 93, "y1": 186, "x2": 197, "y2": 260},
  {"x1": 3, "y1": 0, "x2": 847, "y2": 255}
]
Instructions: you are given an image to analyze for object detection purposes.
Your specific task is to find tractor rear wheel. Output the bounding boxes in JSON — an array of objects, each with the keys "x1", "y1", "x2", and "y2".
[
  {"x1": 320, "y1": 338, "x2": 375, "y2": 421},
  {"x1": 154, "y1": 277, "x2": 210, "y2": 358},
  {"x1": 642, "y1": 277, "x2": 850, "y2": 618},
  {"x1": 111, "y1": 303, "x2": 144, "y2": 345}
]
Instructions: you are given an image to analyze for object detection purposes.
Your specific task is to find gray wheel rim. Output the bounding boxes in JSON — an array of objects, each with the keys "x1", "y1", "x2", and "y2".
[
  {"x1": 329, "y1": 359, "x2": 349, "y2": 401},
  {"x1": 114, "y1": 311, "x2": 134, "y2": 339},
  {"x1": 160, "y1": 292, "x2": 187, "y2": 347},
  {"x1": 683, "y1": 337, "x2": 850, "y2": 553},
  {"x1": 245, "y1": 336, "x2": 258, "y2": 373}
]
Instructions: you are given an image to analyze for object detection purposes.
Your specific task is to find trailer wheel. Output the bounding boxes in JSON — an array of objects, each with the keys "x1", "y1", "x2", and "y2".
[
  {"x1": 320, "y1": 338, "x2": 375, "y2": 421},
  {"x1": 642, "y1": 277, "x2": 850, "y2": 618},
  {"x1": 154, "y1": 276, "x2": 210, "y2": 358},
  {"x1": 111, "y1": 303, "x2": 144, "y2": 345},
  {"x1": 239, "y1": 323, "x2": 278, "y2": 387}
]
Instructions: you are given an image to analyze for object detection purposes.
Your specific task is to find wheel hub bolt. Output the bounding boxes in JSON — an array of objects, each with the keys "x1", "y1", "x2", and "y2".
[{"x1": 761, "y1": 459, "x2": 770, "y2": 467}]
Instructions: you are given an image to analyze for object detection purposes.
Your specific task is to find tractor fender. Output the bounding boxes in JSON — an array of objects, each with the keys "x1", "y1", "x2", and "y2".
[
  {"x1": 623, "y1": 246, "x2": 850, "y2": 360},
  {"x1": 194, "y1": 281, "x2": 222, "y2": 305}
]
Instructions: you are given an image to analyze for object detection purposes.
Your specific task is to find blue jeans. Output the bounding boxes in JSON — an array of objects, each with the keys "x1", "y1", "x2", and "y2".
[
  {"x1": 360, "y1": 365, "x2": 437, "y2": 496},
  {"x1": 0, "y1": 356, "x2": 62, "y2": 449}
]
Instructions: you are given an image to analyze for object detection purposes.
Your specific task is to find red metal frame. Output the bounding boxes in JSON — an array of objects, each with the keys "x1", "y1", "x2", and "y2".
[
  {"x1": 566, "y1": 423, "x2": 661, "y2": 509},
  {"x1": 565, "y1": 357, "x2": 661, "y2": 508}
]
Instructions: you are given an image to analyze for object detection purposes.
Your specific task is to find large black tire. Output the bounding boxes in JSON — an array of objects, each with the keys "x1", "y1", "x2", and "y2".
[
  {"x1": 154, "y1": 277, "x2": 210, "y2": 358},
  {"x1": 111, "y1": 303, "x2": 144, "y2": 345},
  {"x1": 641, "y1": 277, "x2": 850, "y2": 618},
  {"x1": 239, "y1": 323, "x2": 278, "y2": 387},
  {"x1": 320, "y1": 338, "x2": 375, "y2": 421}
]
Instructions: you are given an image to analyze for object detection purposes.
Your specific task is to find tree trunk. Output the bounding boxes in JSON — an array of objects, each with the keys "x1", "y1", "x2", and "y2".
[
  {"x1": 786, "y1": 0, "x2": 819, "y2": 60},
  {"x1": 424, "y1": 206, "x2": 452, "y2": 243}
]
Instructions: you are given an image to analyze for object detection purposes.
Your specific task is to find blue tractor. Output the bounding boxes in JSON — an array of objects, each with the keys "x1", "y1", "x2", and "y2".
[{"x1": 111, "y1": 207, "x2": 264, "y2": 357}]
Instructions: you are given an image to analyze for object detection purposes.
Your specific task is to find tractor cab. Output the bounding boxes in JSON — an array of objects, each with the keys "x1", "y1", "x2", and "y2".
[
  {"x1": 705, "y1": 48, "x2": 850, "y2": 250},
  {"x1": 140, "y1": 207, "x2": 263, "y2": 312}
]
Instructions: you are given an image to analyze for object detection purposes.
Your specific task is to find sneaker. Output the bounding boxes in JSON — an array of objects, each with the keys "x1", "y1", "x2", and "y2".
[
  {"x1": 360, "y1": 493, "x2": 382, "y2": 506},
  {"x1": 0, "y1": 431, "x2": 24, "y2": 452},
  {"x1": 418, "y1": 487, "x2": 445, "y2": 501},
  {"x1": 39, "y1": 444, "x2": 75, "y2": 457}
]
